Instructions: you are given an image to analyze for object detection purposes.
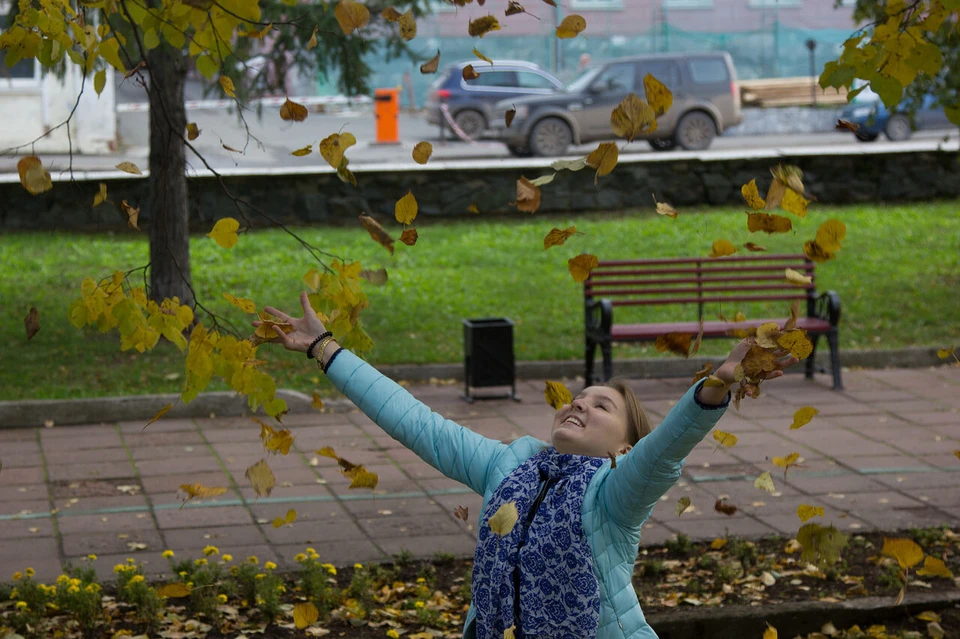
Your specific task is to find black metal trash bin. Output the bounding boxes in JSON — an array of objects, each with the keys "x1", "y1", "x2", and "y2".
[{"x1": 462, "y1": 318, "x2": 519, "y2": 403}]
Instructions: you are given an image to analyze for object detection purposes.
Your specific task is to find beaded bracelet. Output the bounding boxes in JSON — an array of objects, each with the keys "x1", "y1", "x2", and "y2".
[{"x1": 306, "y1": 331, "x2": 333, "y2": 359}]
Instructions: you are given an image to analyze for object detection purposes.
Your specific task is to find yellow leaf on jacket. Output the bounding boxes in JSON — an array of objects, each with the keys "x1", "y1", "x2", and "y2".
[
  {"x1": 219, "y1": 75, "x2": 236, "y2": 98},
  {"x1": 567, "y1": 253, "x2": 599, "y2": 283},
  {"x1": 207, "y1": 217, "x2": 240, "y2": 249},
  {"x1": 335, "y1": 0, "x2": 370, "y2": 34},
  {"x1": 412, "y1": 141, "x2": 433, "y2": 164},
  {"x1": 489, "y1": 501, "x2": 519, "y2": 536},
  {"x1": 754, "y1": 471, "x2": 776, "y2": 493},
  {"x1": 245, "y1": 459, "x2": 276, "y2": 498},
  {"x1": 555, "y1": 14, "x2": 586, "y2": 38},
  {"x1": 712, "y1": 431, "x2": 738, "y2": 447},
  {"x1": 881, "y1": 537, "x2": 924, "y2": 570},
  {"x1": 797, "y1": 504, "x2": 825, "y2": 523},
  {"x1": 395, "y1": 191, "x2": 418, "y2": 224},
  {"x1": 643, "y1": 73, "x2": 673, "y2": 116},
  {"x1": 293, "y1": 601, "x2": 319, "y2": 629},
  {"x1": 544, "y1": 380, "x2": 572, "y2": 409},
  {"x1": 280, "y1": 98, "x2": 308, "y2": 122}
]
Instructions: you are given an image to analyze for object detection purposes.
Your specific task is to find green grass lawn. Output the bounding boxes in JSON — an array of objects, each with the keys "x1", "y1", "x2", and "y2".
[{"x1": 2, "y1": 201, "x2": 958, "y2": 400}]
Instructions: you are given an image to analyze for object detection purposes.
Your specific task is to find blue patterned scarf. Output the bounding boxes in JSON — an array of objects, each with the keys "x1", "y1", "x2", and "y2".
[{"x1": 472, "y1": 447, "x2": 605, "y2": 639}]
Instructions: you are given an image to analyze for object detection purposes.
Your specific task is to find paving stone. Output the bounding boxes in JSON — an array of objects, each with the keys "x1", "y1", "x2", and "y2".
[
  {"x1": 358, "y1": 512, "x2": 463, "y2": 539},
  {"x1": 0, "y1": 428, "x2": 40, "y2": 443},
  {"x1": 259, "y1": 511, "x2": 365, "y2": 545},
  {"x1": 44, "y1": 447, "x2": 131, "y2": 465},
  {"x1": 54, "y1": 494, "x2": 149, "y2": 513},
  {"x1": 141, "y1": 471, "x2": 232, "y2": 494},
  {"x1": 0, "y1": 500, "x2": 53, "y2": 518},
  {"x1": 0, "y1": 467, "x2": 46, "y2": 486},
  {"x1": 62, "y1": 527, "x2": 163, "y2": 557},
  {"x1": 0, "y1": 554, "x2": 63, "y2": 582},
  {"x1": 0, "y1": 452, "x2": 44, "y2": 468},
  {"x1": 0, "y1": 517, "x2": 55, "y2": 538},
  {"x1": 637, "y1": 521, "x2": 681, "y2": 547},
  {"x1": 162, "y1": 525, "x2": 267, "y2": 550},
  {"x1": 0, "y1": 484, "x2": 47, "y2": 502},
  {"x1": 376, "y1": 533, "x2": 476, "y2": 560},
  {"x1": 665, "y1": 515, "x2": 779, "y2": 542},
  {"x1": 123, "y1": 431, "x2": 206, "y2": 447},
  {"x1": 41, "y1": 430, "x2": 123, "y2": 451},
  {"x1": 154, "y1": 505, "x2": 253, "y2": 530},
  {"x1": 135, "y1": 456, "x2": 223, "y2": 477},
  {"x1": 47, "y1": 461, "x2": 136, "y2": 482},
  {"x1": 57, "y1": 511, "x2": 156, "y2": 534},
  {"x1": 128, "y1": 444, "x2": 215, "y2": 461},
  {"x1": 118, "y1": 418, "x2": 197, "y2": 433},
  {"x1": 852, "y1": 506, "x2": 960, "y2": 531},
  {"x1": 274, "y1": 540, "x2": 385, "y2": 568}
]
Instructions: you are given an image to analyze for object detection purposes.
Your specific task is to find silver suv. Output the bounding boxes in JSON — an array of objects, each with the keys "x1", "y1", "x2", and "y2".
[{"x1": 493, "y1": 52, "x2": 742, "y2": 156}]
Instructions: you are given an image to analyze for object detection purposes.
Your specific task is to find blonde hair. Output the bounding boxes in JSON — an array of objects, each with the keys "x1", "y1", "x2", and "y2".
[{"x1": 604, "y1": 377, "x2": 653, "y2": 446}]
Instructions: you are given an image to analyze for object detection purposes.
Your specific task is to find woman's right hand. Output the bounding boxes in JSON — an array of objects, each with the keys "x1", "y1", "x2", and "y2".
[{"x1": 252, "y1": 291, "x2": 329, "y2": 355}]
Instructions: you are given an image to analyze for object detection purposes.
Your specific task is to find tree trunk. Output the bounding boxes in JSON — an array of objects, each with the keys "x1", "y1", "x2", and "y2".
[{"x1": 146, "y1": 41, "x2": 193, "y2": 308}]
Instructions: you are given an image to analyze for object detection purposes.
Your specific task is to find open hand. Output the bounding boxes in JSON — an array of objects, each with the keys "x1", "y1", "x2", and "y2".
[
  {"x1": 715, "y1": 338, "x2": 799, "y2": 385},
  {"x1": 252, "y1": 291, "x2": 328, "y2": 354}
]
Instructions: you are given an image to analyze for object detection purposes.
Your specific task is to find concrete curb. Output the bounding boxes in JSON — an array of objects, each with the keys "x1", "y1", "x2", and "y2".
[
  {"x1": 647, "y1": 590, "x2": 960, "y2": 639},
  {"x1": 0, "y1": 347, "x2": 950, "y2": 428}
]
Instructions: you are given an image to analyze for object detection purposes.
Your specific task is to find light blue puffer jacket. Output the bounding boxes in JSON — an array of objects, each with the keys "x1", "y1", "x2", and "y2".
[{"x1": 327, "y1": 350, "x2": 730, "y2": 639}]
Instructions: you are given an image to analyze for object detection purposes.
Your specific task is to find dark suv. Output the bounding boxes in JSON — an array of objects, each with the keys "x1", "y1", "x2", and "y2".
[
  {"x1": 493, "y1": 52, "x2": 742, "y2": 156},
  {"x1": 424, "y1": 60, "x2": 563, "y2": 139}
]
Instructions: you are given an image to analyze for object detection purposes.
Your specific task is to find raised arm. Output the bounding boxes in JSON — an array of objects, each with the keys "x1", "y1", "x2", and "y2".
[
  {"x1": 255, "y1": 293, "x2": 508, "y2": 495},
  {"x1": 601, "y1": 339, "x2": 798, "y2": 529}
]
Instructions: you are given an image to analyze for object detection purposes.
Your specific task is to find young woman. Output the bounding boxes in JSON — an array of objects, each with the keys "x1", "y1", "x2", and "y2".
[{"x1": 256, "y1": 292, "x2": 798, "y2": 639}]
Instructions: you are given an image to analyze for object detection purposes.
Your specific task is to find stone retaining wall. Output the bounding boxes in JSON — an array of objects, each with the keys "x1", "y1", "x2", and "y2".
[{"x1": 2, "y1": 149, "x2": 959, "y2": 231}]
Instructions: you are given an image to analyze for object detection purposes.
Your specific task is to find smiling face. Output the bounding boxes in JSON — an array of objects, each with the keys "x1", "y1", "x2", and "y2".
[{"x1": 551, "y1": 386, "x2": 633, "y2": 457}]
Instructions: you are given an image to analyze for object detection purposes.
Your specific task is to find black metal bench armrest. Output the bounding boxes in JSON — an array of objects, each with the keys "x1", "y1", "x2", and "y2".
[
  {"x1": 815, "y1": 290, "x2": 842, "y2": 327},
  {"x1": 585, "y1": 298, "x2": 613, "y2": 336}
]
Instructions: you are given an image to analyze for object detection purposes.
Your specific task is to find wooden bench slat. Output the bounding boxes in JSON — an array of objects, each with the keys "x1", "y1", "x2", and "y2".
[
  {"x1": 610, "y1": 293, "x2": 811, "y2": 306},
  {"x1": 589, "y1": 283, "x2": 814, "y2": 297},
  {"x1": 589, "y1": 263, "x2": 814, "y2": 278},
  {"x1": 597, "y1": 254, "x2": 807, "y2": 267},
  {"x1": 586, "y1": 274, "x2": 803, "y2": 288},
  {"x1": 608, "y1": 317, "x2": 833, "y2": 340}
]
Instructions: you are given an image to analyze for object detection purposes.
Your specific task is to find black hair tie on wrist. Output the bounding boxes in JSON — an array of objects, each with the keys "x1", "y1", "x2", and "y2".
[{"x1": 306, "y1": 331, "x2": 333, "y2": 359}]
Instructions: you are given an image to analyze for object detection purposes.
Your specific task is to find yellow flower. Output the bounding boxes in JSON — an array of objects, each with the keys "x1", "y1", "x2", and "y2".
[
  {"x1": 87, "y1": 554, "x2": 97, "y2": 561},
  {"x1": 255, "y1": 573, "x2": 266, "y2": 580},
  {"x1": 247, "y1": 556, "x2": 259, "y2": 565},
  {"x1": 416, "y1": 577, "x2": 426, "y2": 583},
  {"x1": 202, "y1": 545, "x2": 219, "y2": 557},
  {"x1": 305, "y1": 547, "x2": 317, "y2": 555},
  {"x1": 9, "y1": 588, "x2": 18, "y2": 598},
  {"x1": 414, "y1": 601, "x2": 425, "y2": 609},
  {"x1": 217, "y1": 594, "x2": 228, "y2": 604},
  {"x1": 354, "y1": 563, "x2": 363, "y2": 570},
  {"x1": 24, "y1": 568, "x2": 35, "y2": 577},
  {"x1": 277, "y1": 584, "x2": 286, "y2": 593},
  {"x1": 194, "y1": 558, "x2": 208, "y2": 566},
  {"x1": 323, "y1": 564, "x2": 337, "y2": 575},
  {"x1": 113, "y1": 565, "x2": 126, "y2": 574},
  {"x1": 67, "y1": 585, "x2": 80, "y2": 594},
  {"x1": 264, "y1": 561, "x2": 277, "y2": 571},
  {"x1": 126, "y1": 558, "x2": 135, "y2": 564},
  {"x1": 57, "y1": 574, "x2": 70, "y2": 584},
  {"x1": 129, "y1": 575, "x2": 145, "y2": 584},
  {"x1": 179, "y1": 571, "x2": 188, "y2": 578},
  {"x1": 15, "y1": 601, "x2": 28, "y2": 610},
  {"x1": 221, "y1": 554, "x2": 233, "y2": 562},
  {"x1": 11, "y1": 572, "x2": 22, "y2": 581},
  {"x1": 162, "y1": 550, "x2": 174, "y2": 559},
  {"x1": 85, "y1": 583, "x2": 100, "y2": 593},
  {"x1": 294, "y1": 553, "x2": 307, "y2": 563},
  {"x1": 387, "y1": 631, "x2": 400, "y2": 639},
  {"x1": 69, "y1": 578, "x2": 81, "y2": 587}
]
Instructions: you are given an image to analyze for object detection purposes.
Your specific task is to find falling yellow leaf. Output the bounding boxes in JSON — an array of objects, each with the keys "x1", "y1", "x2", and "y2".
[
  {"x1": 473, "y1": 47, "x2": 493, "y2": 65},
  {"x1": 544, "y1": 380, "x2": 572, "y2": 409},
  {"x1": 245, "y1": 459, "x2": 276, "y2": 498},
  {"x1": 741, "y1": 179, "x2": 766, "y2": 210},
  {"x1": 763, "y1": 623, "x2": 778, "y2": 639},
  {"x1": 18, "y1": 160, "x2": 52, "y2": 196},
  {"x1": 219, "y1": 75, "x2": 236, "y2": 98},
  {"x1": 24, "y1": 307, "x2": 39, "y2": 340},
  {"x1": 708, "y1": 239, "x2": 737, "y2": 258},
  {"x1": 488, "y1": 501, "x2": 519, "y2": 536},
  {"x1": 115, "y1": 161, "x2": 142, "y2": 175},
  {"x1": 468, "y1": 203, "x2": 480, "y2": 214},
  {"x1": 780, "y1": 188, "x2": 809, "y2": 218},
  {"x1": 543, "y1": 226, "x2": 578, "y2": 250},
  {"x1": 319, "y1": 132, "x2": 357, "y2": 169},
  {"x1": 399, "y1": 227, "x2": 418, "y2": 246},
  {"x1": 915, "y1": 556, "x2": 953, "y2": 579},
  {"x1": 146, "y1": 403, "x2": 173, "y2": 428},
  {"x1": 916, "y1": 611, "x2": 942, "y2": 623},
  {"x1": 398, "y1": 9, "x2": 416, "y2": 40},
  {"x1": 585, "y1": 142, "x2": 618, "y2": 184},
  {"x1": 815, "y1": 219, "x2": 847, "y2": 253},
  {"x1": 280, "y1": 98, "x2": 308, "y2": 122},
  {"x1": 317, "y1": 447, "x2": 380, "y2": 490},
  {"x1": 207, "y1": 217, "x2": 240, "y2": 249},
  {"x1": 307, "y1": 26, "x2": 318, "y2": 49},
  {"x1": 773, "y1": 452, "x2": 801, "y2": 473},
  {"x1": 529, "y1": 174, "x2": 555, "y2": 187},
  {"x1": 797, "y1": 504, "x2": 824, "y2": 523},
  {"x1": 222, "y1": 292, "x2": 256, "y2": 314},
  {"x1": 555, "y1": 14, "x2": 586, "y2": 38},
  {"x1": 93, "y1": 182, "x2": 108, "y2": 207},
  {"x1": 790, "y1": 406, "x2": 819, "y2": 430},
  {"x1": 420, "y1": 50, "x2": 441, "y2": 74},
  {"x1": 654, "y1": 197, "x2": 678, "y2": 218},
  {"x1": 412, "y1": 141, "x2": 433, "y2": 164},
  {"x1": 656, "y1": 332, "x2": 692, "y2": 358},
  {"x1": 675, "y1": 496, "x2": 692, "y2": 517},
  {"x1": 747, "y1": 211, "x2": 793, "y2": 234},
  {"x1": 311, "y1": 393, "x2": 324, "y2": 410},
  {"x1": 777, "y1": 330, "x2": 813, "y2": 360},
  {"x1": 94, "y1": 68, "x2": 107, "y2": 96},
  {"x1": 513, "y1": 177, "x2": 541, "y2": 213},
  {"x1": 567, "y1": 253, "x2": 599, "y2": 283},
  {"x1": 156, "y1": 583, "x2": 192, "y2": 598},
  {"x1": 469, "y1": 15, "x2": 501, "y2": 38},
  {"x1": 803, "y1": 240, "x2": 835, "y2": 264},
  {"x1": 334, "y1": 0, "x2": 370, "y2": 35},
  {"x1": 712, "y1": 431, "x2": 738, "y2": 447},
  {"x1": 293, "y1": 601, "x2": 319, "y2": 629},
  {"x1": 272, "y1": 508, "x2": 297, "y2": 528},
  {"x1": 381, "y1": 6, "x2": 401, "y2": 21},
  {"x1": 710, "y1": 538, "x2": 727, "y2": 550},
  {"x1": 764, "y1": 178, "x2": 786, "y2": 210},
  {"x1": 120, "y1": 200, "x2": 140, "y2": 231},
  {"x1": 454, "y1": 505, "x2": 469, "y2": 521},
  {"x1": 178, "y1": 483, "x2": 228, "y2": 503},
  {"x1": 643, "y1": 73, "x2": 673, "y2": 116},
  {"x1": 796, "y1": 523, "x2": 848, "y2": 568},
  {"x1": 784, "y1": 267, "x2": 811, "y2": 286},
  {"x1": 395, "y1": 191, "x2": 418, "y2": 224},
  {"x1": 754, "y1": 471, "x2": 776, "y2": 494},
  {"x1": 359, "y1": 214, "x2": 395, "y2": 254},
  {"x1": 881, "y1": 537, "x2": 924, "y2": 570},
  {"x1": 936, "y1": 346, "x2": 955, "y2": 359},
  {"x1": 462, "y1": 64, "x2": 480, "y2": 81},
  {"x1": 610, "y1": 93, "x2": 657, "y2": 141},
  {"x1": 743, "y1": 240, "x2": 765, "y2": 250},
  {"x1": 291, "y1": 145, "x2": 312, "y2": 157}
]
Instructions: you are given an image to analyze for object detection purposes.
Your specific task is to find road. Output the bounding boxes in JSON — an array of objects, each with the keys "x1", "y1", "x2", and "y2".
[{"x1": 113, "y1": 106, "x2": 958, "y2": 172}]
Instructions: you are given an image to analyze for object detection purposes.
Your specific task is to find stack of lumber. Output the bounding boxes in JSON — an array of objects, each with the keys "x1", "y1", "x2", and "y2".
[{"x1": 739, "y1": 77, "x2": 849, "y2": 107}]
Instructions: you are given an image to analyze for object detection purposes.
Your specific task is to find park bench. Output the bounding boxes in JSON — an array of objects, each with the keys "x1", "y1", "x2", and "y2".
[{"x1": 583, "y1": 253, "x2": 843, "y2": 389}]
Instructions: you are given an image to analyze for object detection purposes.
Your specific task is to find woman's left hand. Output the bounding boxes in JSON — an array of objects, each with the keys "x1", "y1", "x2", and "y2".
[{"x1": 715, "y1": 338, "x2": 799, "y2": 386}]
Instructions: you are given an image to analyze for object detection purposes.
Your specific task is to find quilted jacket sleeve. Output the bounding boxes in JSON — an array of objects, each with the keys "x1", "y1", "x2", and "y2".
[
  {"x1": 600, "y1": 379, "x2": 730, "y2": 529},
  {"x1": 325, "y1": 350, "x2": 508, "y2": 496}
]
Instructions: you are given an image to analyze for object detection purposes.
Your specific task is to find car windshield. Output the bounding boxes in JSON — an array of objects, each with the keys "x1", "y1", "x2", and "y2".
[{"x1": 565, "y1": 67, "x2": 601, "y2": 93}]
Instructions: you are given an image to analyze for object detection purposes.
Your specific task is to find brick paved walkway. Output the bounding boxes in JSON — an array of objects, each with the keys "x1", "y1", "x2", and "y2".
[{"x1": 2, "y1": 367, "x2": 959, "y2": 583}]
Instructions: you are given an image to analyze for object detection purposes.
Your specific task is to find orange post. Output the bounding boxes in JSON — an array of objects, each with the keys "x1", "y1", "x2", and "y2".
[{"x1": 374, "y1": 88, "x2": 400, "y2": 144}]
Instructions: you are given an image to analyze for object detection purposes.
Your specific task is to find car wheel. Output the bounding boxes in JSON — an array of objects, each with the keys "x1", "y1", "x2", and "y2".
[
  {"x1": 885, "y1": 114, "x2": 912, "y2": 141},
  {"x1": 854, "y1": 132, "x2": 879, "y2": 142},
  {"x1": 529, "y1": 117, "x2": 573, "y2": 157},
  {"x1": 507, "y1": 144, "x2": 533, "y2": 157},
  {"x1": 675, "y1": 111, "x2": 717, "y2": 151},
  {"x1": 453, "y1": 110, "x2": 486, "y2": 139},
  {"x1": 648, "y1": 138, "x2": 676, "y2": 152}
]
